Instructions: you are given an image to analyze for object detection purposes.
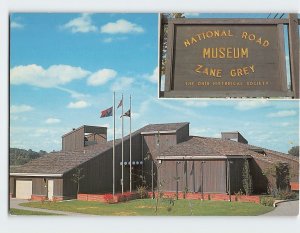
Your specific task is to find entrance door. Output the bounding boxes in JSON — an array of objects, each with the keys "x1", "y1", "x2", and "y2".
[{"x1": 47, "y1": 180, "x2": 54, "y2": 200}]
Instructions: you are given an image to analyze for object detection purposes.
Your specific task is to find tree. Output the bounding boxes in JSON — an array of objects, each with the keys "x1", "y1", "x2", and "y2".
[
  {"x1": 160, "y1": 13, "x2": 185, "y2": 76},
  {"x1": 10, "y1": 147, "x2": 44, "y2": 166},
  {"x1": 242, "y1": 158, "x2": 253, "y2": 195},
  {"x1": 288, "y1": 146, "x2": 299, "y2": 157},
  {"x1": 71, "y1": 167, "x2": 85, "y2": 195}
]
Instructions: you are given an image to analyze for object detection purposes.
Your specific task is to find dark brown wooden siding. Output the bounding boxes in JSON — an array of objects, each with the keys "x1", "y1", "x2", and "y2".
[
  {"x1": 9, "y1": 177, "x2": 15, "y2": 196},
  {"x1": 159, "y1": 160, "x2": 227, "y2": 193},
  {"x1": 63, "y1": 132, "x2": 144, "y2": 196},
  {"x1": 10, "y1": 177, "x2": 64, "y2": 197},
  {"x1": 32, "y1": 177, "x2": 47, "y2": 195},
  {"x1": 250, "y1": 159, "x2": 271, "y2": 194},
  {"x1": 143, "y1": 133, "x2": 177, "y2": 159},
  {"x1": 54, "y1": 179, "x2": 63, "y2": 196},
  {"x1": 176, "y1": 124, "x2": 189, "y2": 143},
  {"x1": 62, "y1": 127, "x2": 85, "y2": 151}
]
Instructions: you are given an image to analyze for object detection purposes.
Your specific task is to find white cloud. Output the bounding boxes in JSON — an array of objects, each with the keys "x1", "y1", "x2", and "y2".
[
  {"x1": 35, "y1": 128, "x2": 50, "y2": 135},
  {"x1": 10, "y1": 104, "x2": 33, "y2": 114},
  {"x1": 87, "y1": 69, "x2": 117, "y2": 86},
  {"x1": 153, "y1": 98, "x2": 202, "y2": 120},
  {"x1": 67, "y1": 100, "x2": 90, "y2": 109},
  {"x1": 45, "y1": 118, "x2": 61, "y2": 124},
  {"x1": 145, "y1": 66, "x2": 158, "y2": 83},
  {"x1": 55, "y1": 86, "x2": 90, "y2": 99},
  {"x1": 235, "y1": 100, "x2": 269, "y2": 111},
  {"x1": 111, "y1": 77, "x2": 134, "y2": 91},
  {"x1": 131, "y1": 112, "x2": 140, "y2": 119},
  {"x1": 61, "y1": 13, "x2": 97, "y2": 33},
  {"x1": 268, "y1": 110, "x2": 297, "y2": 118},
  {"x1": 11, "y1": 64, "x2": 90, "y2": 88},
  {"x1": 103, "y1": 38, "x2": 113, "y2": 43},
  {"x1": 100, "y1": 19, "x2": 144, "y2": 34},
  {"x1": 279, "y1": 122, "x2": 291, "y2": 127},
  {"x1": 102, "y1": 36, "x2": 127, "y2": 43},
  {"x1": 11, "y1": 21, "x2": 24, "y2": 29},
  {"x1": 190, "y1": 127, "x2": 210, "y2": 135},
  {"x1": 182, "y1": 100, "x2": 208, "y2": 107}
]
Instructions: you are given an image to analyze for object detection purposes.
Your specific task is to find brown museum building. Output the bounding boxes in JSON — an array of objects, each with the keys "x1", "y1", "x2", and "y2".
[{"x1": 10, "y1": 122, "x2": 299, "y2": 200}]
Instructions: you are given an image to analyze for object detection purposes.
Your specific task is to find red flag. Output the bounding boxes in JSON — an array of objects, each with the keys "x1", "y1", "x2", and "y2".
[
  {"x1": 117, "y1": 99, "x2": 123, "y2": 109},
  {"x1": 100, "y1": 107, "x2": 113, "y2": 118}
]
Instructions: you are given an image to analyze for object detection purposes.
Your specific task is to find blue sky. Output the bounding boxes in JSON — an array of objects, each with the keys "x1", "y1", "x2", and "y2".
[{"x1": 10, "y1": 13, "x2": 299, "y2": 153}]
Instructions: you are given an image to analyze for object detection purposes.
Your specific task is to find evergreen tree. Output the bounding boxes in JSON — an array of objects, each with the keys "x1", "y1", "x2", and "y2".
[
  {"x1": 288, "y1": 146, "x2": 299, "y2": 157},
  {"x1": 242, "y1": 158, "x2": 253, "y2": 195}
]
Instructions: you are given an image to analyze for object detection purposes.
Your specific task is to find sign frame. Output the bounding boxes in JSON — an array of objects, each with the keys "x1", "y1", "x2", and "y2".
[{"x1": 163, "y1": 18, "x2": 294, "y2": 98}]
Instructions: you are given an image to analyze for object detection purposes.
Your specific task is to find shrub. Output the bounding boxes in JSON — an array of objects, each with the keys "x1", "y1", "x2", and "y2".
[
  {"x1": 103, "y1": 193, "x2": 114, "y2": 203},
  {"x1": 159, "y1": 190, "x2": 164, "y2": 199},
  {"x1": 136, "y1": 185, "x2": 148, "y2": 199},
  {"x1": 122, "y1": 192, "x2": 133, "y2": 201},
  {"x1": 276, "y1": 191, "x2": 297, "y2": 200},
  {"x1": 260, "y1": 196, "x2": 275, "y2": 206}
]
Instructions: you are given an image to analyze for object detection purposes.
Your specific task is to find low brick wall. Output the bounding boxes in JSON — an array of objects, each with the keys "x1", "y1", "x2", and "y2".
[
  {"x1": 52, "y1": 196, "x2": 64, "y2": 201},
  {"x1": 77, "y1": 192, "x2": 260, "y2": 204},
  {"x1": 77, "y1": 194, "x2": 106, "y2": 202},
  {"x1": 291, "y1": 182, "x2": 299, "y2": 191},
  {"x1": 148, "y1": 192, "x2": 260, "y2": 204},
  {"x1": 77, "y1": 193, "x2": 139, "y2": 203},
  {"x1": 31, "y1": 195, "x2": 65, "y2": 201},
  {"x1": 31, "y1": 195, "x2": 47, "y2": 201}
]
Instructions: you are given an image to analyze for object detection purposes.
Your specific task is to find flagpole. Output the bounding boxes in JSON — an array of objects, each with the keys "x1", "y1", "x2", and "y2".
[
  {"x1": 121, "y1": 93, "x2": 124, "y2": 194},
  {"x1": 113, "y1": 92, "x2": 115, "y2": 196},
  {"x1": 129, "y1": 95, "x2": 132, "y2": 193}
]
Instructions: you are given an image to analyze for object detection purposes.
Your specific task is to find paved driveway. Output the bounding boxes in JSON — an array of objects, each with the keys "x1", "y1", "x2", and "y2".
[
  {"x1": 262, "y1": 200, "x2": 299, "y2": 216},
  {"x1": 9, "y1": 198, "x2": 92, "y2": 216}
]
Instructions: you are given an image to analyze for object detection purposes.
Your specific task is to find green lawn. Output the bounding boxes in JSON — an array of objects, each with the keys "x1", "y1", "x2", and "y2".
[
  {"x1": 9, "y1": 208, "x2": 62, "y2": 216},
  {"x1": 20, "y1": 199, "x2": 274, "y2": 216}
]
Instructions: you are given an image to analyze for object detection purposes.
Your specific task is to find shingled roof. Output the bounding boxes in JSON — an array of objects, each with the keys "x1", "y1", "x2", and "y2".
[
  {"x1": 10, "y1": 122, "x2": 189, "y2": 175},
  {"x1": 159, "y1": 136, "x2": 296, "y2": 164},
  {"x1": 10, "y1": 142, "x2": 112, "y2": 175}
]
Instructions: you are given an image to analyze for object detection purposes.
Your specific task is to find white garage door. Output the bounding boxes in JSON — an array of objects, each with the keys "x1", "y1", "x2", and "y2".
[{"x1": 16, "y1": 180, "x2": 32, "y2": 199}]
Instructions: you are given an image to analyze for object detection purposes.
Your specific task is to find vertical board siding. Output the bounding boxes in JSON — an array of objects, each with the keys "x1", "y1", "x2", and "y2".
[
  {"x1": 32, "y1": 177, "x2": 47, "y2": 195},
  {"x1": 54, "y1": 179, "x2": 63, "y2": 196},
  {"x1": 250, "y1": 159, "x2": 270, "y2": 194},
  {"x1": 9, "y1": 177, "x2": 15, "y2": 196},
  {"x1": 176, "y1": 124, "x2": 190, "y2": 143},
  {"x1": 63, "y1": 132, "x2": 143, "y2": 196},
  {"x1": 159, "y1": 160, "x2": 227, "y2": 193},
  {"x1": 62, "y1": 127, "x2": 85, "y2": 151}
]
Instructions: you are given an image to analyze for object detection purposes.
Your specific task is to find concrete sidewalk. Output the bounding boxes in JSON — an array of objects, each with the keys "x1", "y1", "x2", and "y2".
[
  {"x1": 9, "y1": 199, "x2": 93, "y2": 216},
  {"x1": 262, "y1": 200, "x2": 299, "y2": 216}
]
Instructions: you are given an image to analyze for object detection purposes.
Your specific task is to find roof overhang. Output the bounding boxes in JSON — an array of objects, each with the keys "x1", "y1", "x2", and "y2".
[
  {"x1": 10, "y1": 173, "x2": 63, "y2": 177},
  {"x1": 156, "y1": 155, "x2": 252, "y2": 160},
  {"x1": 141, "y1": 130, "x2": 177, "y2": 135}
]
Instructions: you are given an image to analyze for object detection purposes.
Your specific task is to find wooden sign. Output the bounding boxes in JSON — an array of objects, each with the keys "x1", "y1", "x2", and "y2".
[{"x1": 163, "y1": 18, "x2": 294, "y2": 98}]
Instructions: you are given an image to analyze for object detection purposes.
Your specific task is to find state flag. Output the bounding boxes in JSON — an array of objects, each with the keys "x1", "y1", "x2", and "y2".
[{"x1": 120, "y1": 109, "x2": 131, "y2": 118}]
